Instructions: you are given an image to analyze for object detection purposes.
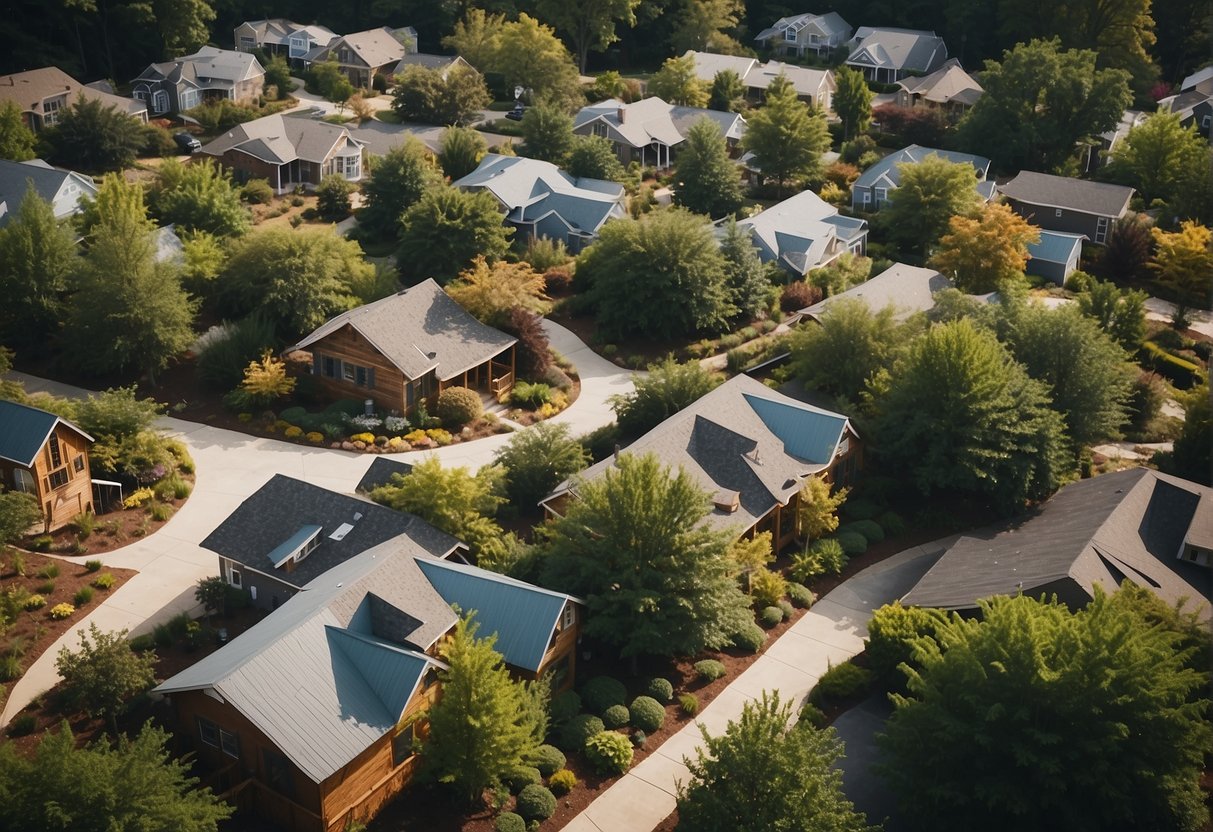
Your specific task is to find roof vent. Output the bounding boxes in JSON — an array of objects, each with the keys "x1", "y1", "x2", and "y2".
[
  {"x1": 713, "y1": 489, "x2": 740, "y2": 513},
  {"x1": 329, "y1": 522, "x2": 355, "y2": 541}
]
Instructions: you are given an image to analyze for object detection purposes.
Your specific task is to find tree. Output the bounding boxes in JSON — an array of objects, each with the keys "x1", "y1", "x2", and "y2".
[
  {"x1": 495, "y1": 14, "x2": 584, "y2": 110},
  {"x1": 359, "y1": 139, "x2": 441, "y2": 241},
  {"x1": 567, "y1": 135, "x2": 625, "y2": 181},
  {"x1": 315, "y1": 174, "x2": 354, "y2": 221},
  {"x1": 520, "y1": 103, "x2": 576, "y2": 165},
  {"x1": 869, "y1": 319, "x2": 1067, "y2": 511},
  {"x1": 152, "y1": 0, "x2": 213, "y2": 58},
  {"x1": 446, "y1": 256, "x2": 550, "y2": 324},
  {"x1": 391, "y1": 64, "x2": 491, "y2": 126},
  {"x1": 217, "y1": 228, "x2": 373, "y2": 336},
  {"x1": 879, "y1": 590, "x2": 1212, "y2": 832},
  {"x1": 147, "y1": 157, "x2": 250, "y2": 237},
  {"x1": 708, "y1": 69, "x2": 745, "y2": 112},
  {"x1": 1159, "y1": 382, "x2": 1211, "y2": 485},
  {"x1": 577, "y1": 207, "x2": 734, "y2": 338},
  {"x1": 307, "y1": 60, "x2": 346, "y2": 99},
  {"x1": 0, "y1": 100, "x2": 36, "y2": 161},
  {"x1": 442, "y1": 10, "x2": 506, "y2": 73},
  {"x1": 494, "y1": 421, "x2": 589, "y2": 510},
  {"x1": 718, "y1": 219, "x2": 770, "y2": 319},
  {"x1": 1077, "y1": 278, "x2": 1147, "y2": 349},
  {"x1": 1150, "y1": 221, "x2": 1213, "y2": 328},
  {"x1": 194, "y1": 575, "x2": 243, "y2": 619},
  {"x1": 1098, "y1": 216, "x2": 1153, "y2": 283},
  {"x1": 929, "y1": 202, "x2": 1040, "y2": 292},
  {"x1": 0, "y1": 183, "x2": 78, "y2": 353},
  {"x1": 56, "y1": 623, "x2": 157, "y2": 733},
  {"x1": 648, "y1": 55, "x2": 708, "y2": 107},
  {"x1": 797, "y1": 475, "x2": 848, "y2": 544},
  {"x1": 882, "y1": 154, "x2": 982, "y2": 255},
  {"x1": 40, "y1": 97, "x2": 144, "y2": 173},
  {"x1": 677, "y1": 692, "x2": 874, "y2": 832},
  {"x1": 670, "y1": 0, "x2": 746, "y2": 54},
  {"x1": 1106, "y1": 113, "x2": 1211, "y2": 219},
  {"x1": 541, "y1": 452, "x2": 753, "y2": 662},
  {"x1": 673, "y1": 118, "x2": 744, "y2": 218},
  {"x1": 789, "y1": 299, "x2": 916, "y2": 405},
  {"x1": 740, "y1": 75, "x2": 829, "y2": 196},
  {"x1": 371, "y1": 457, "x2": 507, "y2": 560},
  {"x1": 262, "y1": 54, "x2": 292, "y2": 98},
  {"x1": 998, "y1": 0, "x2": 1157, "y2": 81},
  {"x1": 611, "y1": 355, "x2": 720, "y2": 437},
  {"x1": 0, "y1": 723, "x2": 232, "y2": 831},
  {"x1": 808, "y1": 252, "x2": 871, "y2": 297},
  {"x1": 0, "y1": 489, "x2": 40, "y2": 544},
  {"x1": 397, "y1": 186, "x2": 513, "y2": 284},
  {"x1": 957, "y1": 39, "x2": 1131, "y2": 171},
  {"x1": 439, "y1": 126, "x2": 487, "y2": 181},
  {"x1": 66, "y1": 175, "x2": 195, "y2": 382},
  {"x1": 535, "y1": 0, "x2": 639, "y2": 72},
  {"x1": 1001, "y1": 302, "x2": 1134, "y2": 452},
  {"x1": 424, "y1": 615, "x2": 543, "y2": 804},
  {"x1": 833, "y1": 66, "x2": 873, "y2": 140}
]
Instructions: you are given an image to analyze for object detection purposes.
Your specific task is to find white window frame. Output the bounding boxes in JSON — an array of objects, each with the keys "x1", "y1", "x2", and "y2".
[
  {"x1": 152, "y1": 90, "x2": 170, "y2": 114},
  {"x1": 874, "y1": 187, "x2": 888, "y2": 204},
  {"x1": 239, "y1": 36, "x2": 256, "y2": 51},
  {"x1": 784, "y1": 28, "x2": 797, "y2": 42},
  {"x1": 1055, "y1": 208, "x2": 1064, "y2": 218},
  {"x1": 219, "y1": 727, "x2": 240, "y2": 758},
  {"x1": 179, "y1": 89, "x2": 199, "y2": 111},
  {"x1": 228, "y1": 565, "x2": 242, "y2": 588},
  {"x1": 336, "y1": 153, "x2": 361, "y2": 179},
  {"x1": 1094, "y1": 216, "x2": 1109, "y2": 244},
  {"x1": 42, "y1": 96, "x2": 65, "y2": 126},
  {"x1": 862, "y1": 190, "x2": 871, "y2": 206},
  {"x1": 563, "y1": 603, "x2": 575, "y2": 629}
]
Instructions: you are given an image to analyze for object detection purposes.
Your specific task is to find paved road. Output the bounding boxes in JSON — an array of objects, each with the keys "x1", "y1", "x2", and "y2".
[
  {"x1": 0, "y1": 319, "x2": 634, "y2": 726},
  {"x1": 832, "y1": 694, "x2": 902, "y2": 831}
]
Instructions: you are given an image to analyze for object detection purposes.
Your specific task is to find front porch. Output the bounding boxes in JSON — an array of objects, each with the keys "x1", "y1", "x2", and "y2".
[{"x1": 435, "y1": 347, "x2": 516, "y2": 404}]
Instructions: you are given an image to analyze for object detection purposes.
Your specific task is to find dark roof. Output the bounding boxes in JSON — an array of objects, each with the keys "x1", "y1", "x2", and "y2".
[
  {"x1": 998, "y1": 171, "x2": 1133, "y2": 218},
  {"x1": 0, "y1": 400, "x2": 93, "y2": 466},
  {"x1": 356, "y1": 457, "x2": 414, "y2": 493},
  {"x1": 201, "y1": 474, "x2": 460, "y2": 587},
  {"x1": 902, "y1": 468, "x2": 1213, "y2": 620}
]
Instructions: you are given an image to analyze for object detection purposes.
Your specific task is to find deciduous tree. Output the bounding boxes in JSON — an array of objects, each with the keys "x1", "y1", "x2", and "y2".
[
  {"x1": 708, "y1": 69, "x2": 745, "y2": 112},
  {"x1": 520, "y1": 103, "x2": 576, "y2": 165},
  {"x1": 567, "y1": 135, "x2": 625, "y2": 181},
  {"x1": 673, "y1": 117, "x2": 744, "y2": 218},
  {"x1": 1159, "y1": 382, "x2": 1211, "y2": 485},
  {"x1": 535, "y1": 0, "x2": 639, "y2": 73},
  {"x1": 1106, "y1": 113, "x2": 1211, "y2": 219},
  {"x1": 929, "y1": 202, "x2": 1039, "y2": 292},
  {"x1": 833, "y1": 66, "x2": 873, "y2": 140},
  {"x1": 0, "y1": 490, "x2": 41, "y2": 545},
  {"x1": 1150, "y1": 221, "x2": 1213, "y2": 327},
  {"x1": 0, "y1": 184, "x2": 78, "y2": 353},
  {"x1": 0, "y1": 100, "x2": 36, "y2": 161},
  {"x1": 442, "y1": 10, "x2": 506, "y2": 73},
  {"x1": 391, "y1": 64, "x2": 491, "y2": 127},
  {"x1": 1077, "y1": 278, "x2": 1147, "y2": 349},
  {"x1": 648, "y1": 55, "x2": 709, "y2": 107},
  {"x1": 56, "y1": 623, "x2": 157, "y2": 733},
  {"x1": 797, "y1": 475, "x2": 848, "y2": 544},
  {"x1": 670, "y1": 0, "x2": 746, "y2": 54},
  {"x1": 359, "y1": 138, "x2": 441, "y2": 240},
  {"x1": 741, "y1": 75, "x2": 829, "y2": 196},
  {"x1": 882, "y1": 154, "x2": 981, "y2": 255},
  {"x1": 495, "y1": 14, "x2": 584, "y2": 111},
  {"x1": 397, "y1": 186, "x2": 513, "y2": 284},
  {"x1": 611, "y1": 355, "x2": 720, "y2": 437},
  {"x1": 493, "y1": 421, "x2": 589, "y2": 510},
  {"x1": 446, "y1": 256, "x2": 550, "y2": 324},
  {"x1": 147, "y1": 157, "x2": 250, "y2": 237}
]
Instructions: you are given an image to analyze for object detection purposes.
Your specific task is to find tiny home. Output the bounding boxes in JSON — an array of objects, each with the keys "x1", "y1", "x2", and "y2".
[{"x1": 0, "y1": 400, "x2": 94, "y2": 532}]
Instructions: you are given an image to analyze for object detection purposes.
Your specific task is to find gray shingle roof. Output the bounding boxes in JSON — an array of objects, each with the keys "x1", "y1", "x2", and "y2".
[
  {"x1": 800, "y1": 262, "x2": 951, "y2": 321},
  {"x1": 333, "y1": 27, "x2": 410, "y2": 68},
  {"x1": 896, "y1": 59, "x2": 982, "y2": 104},
  {"x1": 755, "y1": 11, "x2": 851, "y2": 41},
  {"x1": 356, "y1": 458, "x2": 414, "y2": 493},
  {"x1": 201, "y1": 114, "x2": 360, "y2": 165},
  {"x1": 574, "y1": 97, "x2": 745, "y2": 149},
  {"x1": 997, "y1": 171, "x2": 1134, "y2": 218},
  {"x1": 0, "y1": 399, "x2": 92, "y2": 467},
  {"x1": 736, "y1": 189, "x2": 867, "y2": 274},
  {"x1": 902, "y1": 468, "x2": 1213, "y2": 621},
  {"x1": 287, "y1": 279, "x2": 516, "y2": 383},
  {"x1": 846, "y1": 27, "x2": 946, "y2": 73},
  {"x1": 138, "y1": 46, "x2": 263, "y2": 88},
  {"x1": 0, "y1": 159, "x2": 97, "y2": 227},
  {"x1": 200, "y1": 474, "x2": 461, "y2": 587},
  {"x1": 853, "y1": 144, "x2": 990, "y2": 191}
]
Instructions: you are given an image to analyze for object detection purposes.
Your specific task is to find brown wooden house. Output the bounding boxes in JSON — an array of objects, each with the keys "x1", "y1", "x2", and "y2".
[
  {"x1": 156, "y1": 538, "x2": 581, "y2": 832},
  {"x1": 0, "y1": 400, "x2": 94, "y2": 532},
  {"x1": 286, "y1": 279, "x2": 516, "y2": 416},
  {"x1": 541, "y1": 374, "x2": 862, "y2": 553}
]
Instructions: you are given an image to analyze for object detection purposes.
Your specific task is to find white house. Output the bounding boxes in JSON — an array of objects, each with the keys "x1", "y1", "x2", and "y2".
[{"x1": 753, "y1": 12, "x2": 853, "y2": 57}]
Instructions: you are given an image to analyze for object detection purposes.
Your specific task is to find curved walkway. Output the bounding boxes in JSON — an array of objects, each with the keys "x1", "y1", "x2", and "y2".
[{"x1": 0, "y1": 320, "x2": 634, "y2": 726}]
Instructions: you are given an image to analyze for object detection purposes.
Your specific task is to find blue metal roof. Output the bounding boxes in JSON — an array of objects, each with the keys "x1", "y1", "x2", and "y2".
[
  {"x1": 0, "y1": 399, "x2": 91, "y2": 466},
  {"x1": 266, "y1": 524, "x2": 323, "y2": 568},
  {"x1": 1028, "y1": 230, "x2": 1085, "y2": 264},
  {"x1": 414, "y1": 558, "x2": 571, "y2": 672},
  {"x1": 326, "y1": 626, "x2": 430, "y2": 721},
  {"x1": 743, "y1": 393, "x2": 847, "y2": 464}
]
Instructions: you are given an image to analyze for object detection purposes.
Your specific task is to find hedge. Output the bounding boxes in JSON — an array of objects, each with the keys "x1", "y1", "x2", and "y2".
[
  {"x1": 1140, "y1": 341, "x2": 1202, "y2": 389},
  {"x1": 810, "y1": 661, "x2": 874, "y2": 705}
]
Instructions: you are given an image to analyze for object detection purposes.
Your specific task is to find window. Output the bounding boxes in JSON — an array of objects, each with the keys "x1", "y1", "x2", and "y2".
[
  {"x1": 48, "y1": 434, "x2": 61, "y2": 468},
  {"x1": 179, "y1": 89, "x2": 199, "y2": 110},
  {"x1": 321, "y1": 355, "x2": 337, "y2": 378},
  {"x1": 1094, "y1": 216, "x2": 1109, "y2": 244},
  {"x1": 13, "y1": 469, "x2": 34, "y2": 494},
  {"x1": 73, "y1": 455, "x2": 85, "y2": 473},
  {"x1": 43, "y1": 96, "x2": 65, "y2": 126},
  {"x1": 48, "y1": 469, "x2": 69, "y2": 490},
  {"x1": 229, "y1": 566, "x2": 242, "y2": 588},
  {"x1": 563, "y1": 604, "x2": 575, "y2": 629},
  {"x1": 862, "y1": 190, "x2": 871, "y2": 206},
  {"x1": 874, "y1": 187, "x2": 888, "y2": 204},
  {"x1": 784, "y1": 27, "x2": 797, "y2": 42},
  {"x1": 342, "y1": 362, "x2": 356, "y2": 382},
  {"x1": 1055, "y1": 208, "x2": 1063, "y2": 217},
  {"x1": 1203, "y1": 115, "x2": 1211, "y2": 129},
  {"x1": 335, "y1": 153, "x2": 361, "y2": 179},
  {"x1": 219, "y1": 728, "x2": 240, "y2": 758},
  {"x1": 198, "y1": 717, "x2": 219, "y2": 748},
  {"x1": 264, "y1": 750, "x2": 294, "y2": 797},
  {"x1": 392, "y1": 723, "x2": 416, "y2": 766},
  {"x1": 239, "y1": 36, "x2": 256, "y2": 50},
  {"x1": 152, "y1": 90, "x2": 169, "y2": 114}
]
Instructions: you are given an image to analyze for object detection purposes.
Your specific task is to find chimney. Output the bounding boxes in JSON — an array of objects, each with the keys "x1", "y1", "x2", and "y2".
[{"x1": 617, "y1": 105, "x2": 625, "y2": 124}]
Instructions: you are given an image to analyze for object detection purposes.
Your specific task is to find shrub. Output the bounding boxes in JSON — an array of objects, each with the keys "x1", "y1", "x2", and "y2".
[
  {"x1": 787, "y1": 582, "x2": 815, "y2": 608},
  {"x1": 545, "y1": 266, "x2": 573, "y2": 293},
  {"x1": 840, "y1": 519, "x2": 884, "y2": 544},
  {"x1": 798, "y1": 701, "x2": 827, "y2": 728},
  {"x1": 632, "y1": 729, "x2": 647, "y2": 748},
  {"x1": 780, "y1": 281, "x2": 821, "y2": 313},
  {"x1": 49, "y1": 603, "x2": 75, "y2": 620},
  {"x1": 778, "y1": 599, "x2": 794, "y2": 620},
  {"x1": 550, "y1": 689, "x2": 581, "y2": 726},
  {"x1": 760, "y1": 605, "x2": 784, "y2": 628},
  {"x1": 516, "y1": 784, "x2": 557, "y2": 821},
  {"x1": 694, "y1": 659, "x2": 727, "y2": 681},
  {"x1": 877, "y1": 511, "x2": 906, "y2": 538},
  {"x1": 645, "y1": 677, "x2": 674, "y2": 703},
  {"x1": 241, "y1": 178, "x2": 274, "y2": 204},
  {"x1": 23, "y1": 594, "x2": 46, "y2": 611},
  {"x1": 841, "y1": 498, "x2": 880, "y2": 521},
  {"x1": 306, "y1": 431, "x2": 325, "y2": 443},
  {"x1": 602, "y1": 703, "x2": 630, "y2": 729},
  {"x1": 581, "y1": 675, "x2": 627, "y2": 714},
  {"x1": 512, "y1": 381, "x2": 553, "y2": 409},
  {"x1": 584, "y1": 731, "x2": 634, "y2": 775},
  {"x1": 549, "y1": 768, "x2": 578, "y2": 795},
  {"x1": 128, "y1": 633, "x2": 155, "y2": 652},
  {"x1": 534, "y1": 744, "x2": 566, "y2": 777},
  {"x1": 495, "y1": 812, "x2": 526, "y2": 832},
  {"x1": 6, "y1": 713, "x2": 36, "y2": 737},
  {"x1": 140, "y1": 123, "x2": 177, "y2": 156},
  {"x1": 559, "y1": 714, "x2": 605, "y2": 751},
  {"x1": 315, "y1": 173, "x2": 353, "y2": 220},
  {"x1": 73, "y1": 511, "x2": 96, "y2": 540},
  {"x1": 866, "y1": 601, "x2": 944, "y2": 683},
  {"x1": 84, "y1": 559, "x2": 103, "y2": 572},
  {"x1": 504, "y1": 764, "x2": 542, "y2": 793},
  {"x1": 37, "y1": 580, "x2": 55, "y2": 595},
  {"x1": 833, "y1": 531, "x2": 868, "y2": 555},
  {"x1": 28, "y1": 537, "x2": 51, "y2": 553},
  {"x1": 38, "y1": 563, "x2": 60, "y2": 579},
  {"x1": 92, "y1": 573, "x2": 116, "y2": 590},
  {"x1": 791, "y1": 538, "x2": 848, "y2": 582},
  {"x1": 436, "y1": 386, "x2": 483, "y2": 427},
  {"x1": 73, "y1": 586, "x2": 94, "y2": 606},
  {"x1": 629, "y1": 696, "x2": 666, "y2": 733},
  {"x1": 148, "y1": 502, "x2": 174, "y2": 522},
  {"x1": 679, "y1": 693, "x2": 700, "y2": 715},
  {"x1": 196, "y1": 316, "x2": 279, "y2": 392},
  {"x1": 732, "y1": 622, "x2": 766, "y2": 652},
  {"x1": 810, "y1": 661, "x2": 874, "y2": 705},
  {"x1": 749, "y1": 567, "x2": 787, "y2": 608},
  {"x1": 1140, "y1": 341, "x2": 1201, "y2": 389},
  {"x1": 284, "y1": 425, "x2": 303, "y2": 439}
]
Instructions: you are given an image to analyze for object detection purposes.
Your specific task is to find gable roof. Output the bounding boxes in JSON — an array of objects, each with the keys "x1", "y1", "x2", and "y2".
[
  {"x1": 201, "y1": 474, "x2": 461, "y2": 587},
  {"x1": 754, "y1": 12, "x2": 851, "y2": 41},
  {"x1": 998, "y1": 170, "x2": 1134, "y2": 218},
  {"x1": 392, "y1": 53, "x2": 473, "y2": 77},
  {"x1": 846, "y1": 27, "x2": 946, "y2": 73},
  {"x1": 0, "y1": 158, "x2": 97, "y2": 227},
  {"x1": 332, "y1": 27, "x2": 411, "y2": 68},
  {"x1": 800, "y1": 262, "x2": 951, "y2": 321},
  {"x1": 682, "y1": 51, "x2": 834, "y2": 98},
  {"x1": 0, "y1": 66, "x2": 147, "y2": 121},
  {"x1": 574, "y1": 97, "x2": 745, "y2": 149},
  {"x1": 138, "y1": 46, "x2": 264, "y2": 89},
  {"x1": 201, "y1": 114, "x2": 362, "y2": 165},
  {"x1": 356, "y1": 458, "x2": 414, "y2": 494},
  {"x1": 1028, "y1": 230, "x2": 1085, "y2": 265},
  {"x1": 1181, "y1": 65, "x2": 1213, "y2": 94},
  {"x1": 736, "y1": 189, "x2": 867, "y2": 274},
  {"x1": 853, "y1": 144, "x2": 990, "y2": 191},
  {"x1": 287, "y1": 279, "x2": 516, "y2": 383},
  {"x1": 0, "y1": 399, "x2": 93, "y2": 467},
  {"x1": 896, "y1": 58, "x2": 982, "y2": 105},
  {"x1": 1158, "y1": 89, "x2": 1213, "y2": 121},
  {"x1": 902, "y1": 468, "x2": 1213, "y2": 621},
  {"x1": 545, "y1": 374, "x2": 854, "y2": 533}
]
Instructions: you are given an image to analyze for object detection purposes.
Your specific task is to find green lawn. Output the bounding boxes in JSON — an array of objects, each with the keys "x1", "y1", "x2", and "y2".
[{"x1": 375, "y1": 109, "x2": 403, "y2": 124}]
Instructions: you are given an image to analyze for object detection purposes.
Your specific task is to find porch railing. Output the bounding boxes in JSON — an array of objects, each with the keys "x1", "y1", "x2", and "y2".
[{"x1": 490, "y1": 361, "x2": 514, "y2": 398}]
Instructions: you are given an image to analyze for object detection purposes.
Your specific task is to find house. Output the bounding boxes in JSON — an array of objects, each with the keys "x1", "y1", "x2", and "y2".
[
  {"x1": 851, "y1": 145, "x2": 993, "y2": 211},
  {"x1": 131, "y1": 46, "x2": 264, "y2": 115},
  {"x1": 753, "y1": 12, "x2": 853, "y2": 58},
  {"x1": 901, "y1": 468, "x2": 1213, "y2": 623},
  {"x1": 998, "y1": 170, "x2": 1133, "y2": 245},
  {"x1": 1157, "y1": 88, "x2": 1213, "y2": 137},
  {"x1": 156, "y1": 538, "x2": 582, "y2": 832},
  {"x1": 845, "y1": 27, "x2": 948, "y2": 83},
  {"x1": 0, "y1": 66, "x2": 146, "y2": 131},
  {"x1": 233, "y1": 18, "x2": 338, "y2": 64},
  {"x1": 0, "y1": 400, "x2": 94, "y2": 532},
  {"x1": 682, "y1": 51, "x2": 835, "y2": 109},
  {"x1": 356, "y1": 458, "x2": 414, "y2": 494},
  {"x1": 303, "y1": 27, "x2": 417, "y2": 89},
  {"x1": 0, "y1": 159, "x2": 97, "y2": 228},
  {"x1": 200, "y1": 114, "x2": 365, "y2": 194},
  {"x1": 799, "y1": 263, "x2": 951, "y2": 322},
  {"x1": 894, "y1": 58, "x2": 982, "y2": 114},
  {"x1": 736, "y1": 189, "x2": 868, "y2": 277},
  {"x1": 285, "y1": 279, "x2": 516, "y2": 416},
  {"x1": 452, "y1": 154, "x2": 627, "y2": 253},
  {"x1": 541, "y1": 374, "x2": 862, "y2": 553},
  {"x1": 200, "y1": 474, "x2": 462, "y2": 611},
  {"x1": 1084, "y1": 108, "x2": 1149, "y2": 173},
  {"x1": 1026, "y1": 231, "x2": 1085, "y2": 286},
  {"x1": 573, "y1": 97, "x2": 745, "y2": 168},
  {"x1": 391, "y1": 53, "x2": 477, "y2": 79},
  {"x1": 1180, "y1": 65, "x2": 1213, "y2": 95}
]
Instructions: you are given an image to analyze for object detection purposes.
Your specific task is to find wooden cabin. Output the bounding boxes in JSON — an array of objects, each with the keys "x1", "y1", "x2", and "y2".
[{"x1": 0, "y1": 400, "x2": 94, "y2": 532}]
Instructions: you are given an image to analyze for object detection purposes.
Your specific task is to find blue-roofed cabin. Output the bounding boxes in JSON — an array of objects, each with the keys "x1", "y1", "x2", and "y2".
[{"x1": 0, "y1": 400, "x2": 94, "y2": 532}]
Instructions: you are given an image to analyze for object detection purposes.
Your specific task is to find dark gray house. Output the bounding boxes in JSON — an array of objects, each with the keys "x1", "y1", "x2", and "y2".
[
  {"x1": 998, "y1": 171, "x2": 1133, "y2": 245},
  {"x1": 201, "y1": 474, "x2": 462, "y2": 610},
  {"x1": 902, "y1": 468, "x2": 1213, "y2": 622}
]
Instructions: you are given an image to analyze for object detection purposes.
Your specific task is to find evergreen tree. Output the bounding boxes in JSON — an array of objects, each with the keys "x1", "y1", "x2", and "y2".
[
  {"x1": 1076, "y1": 278, "x2": 1147, "y2": 349},
  {"x1": 147, "y1": 157, "x2": 250, "y2": 237},
  {"x1": 520, "y1": 102, "x2": 576, "y2": 165},
  {"x1": 439, "y1": 126, "x2": 488, "y2": 181},
  {"x1": 360, "y1": 139, "x2": 442, "y2": 241},
  {"x1": 0, "y1": 100, "x2": 37, "y2": 161},
  {"x1": 397, "y1": 186, "x2": 513, "y2": 284},
  {"x1": 708, "y1": 69, "x2": 745, "y2": 112},
  {"x1": 0, "y1": 183, "x2": 79, "y2": 353},
  {"x1": 493, "y1": 421, "x2": 589, "y2": 510},
  {"x1": 718, "y1": 218, "x2": 769, "y2": 318},
  {"x1": 41, "y1": 97, "x2": 144, "y2": 173},
  {"x1": 611, "y1": 355, "x2": 719, "y2": 437},
  {"x1": 740, "y1": 75, "x2": 829, "y2": 195},
  {"x1": 833, "y1": 66, "x2": 873, "y2": 140},
  {"x1": 673, "y1": 118, "x2": 744, "y2": 218}
]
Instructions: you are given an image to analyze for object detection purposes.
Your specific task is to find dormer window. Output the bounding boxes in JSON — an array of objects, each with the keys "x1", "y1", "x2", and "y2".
[
  {"x1": 784, "y1": 27, "x2": 797, "y2": 42},
  {"x1": 267, "y1": 525, "x2": 324, "y2": 569}
]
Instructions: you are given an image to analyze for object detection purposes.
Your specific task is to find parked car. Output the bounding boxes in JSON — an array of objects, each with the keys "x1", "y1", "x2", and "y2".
[
  {"x1": 505, "y1": 102, "x2": 525, "y2": 121},
  {"x1": 308, "y1": 105, "x2": 326, "y2": 119},
  {"x1": 173, "y1": 132, "x2": 202, "y2": 153}
]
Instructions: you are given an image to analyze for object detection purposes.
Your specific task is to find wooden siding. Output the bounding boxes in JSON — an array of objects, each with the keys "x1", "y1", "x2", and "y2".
[
  {"x1": 305, "y1": 324, "x2": 409, "y2": 414},
  {"x1": 0, "y1": 423, "x2": 93, "y2": 532}
]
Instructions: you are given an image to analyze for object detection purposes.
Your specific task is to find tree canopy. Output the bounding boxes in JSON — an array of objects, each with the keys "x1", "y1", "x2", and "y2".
[
  {"x1": 391, "y1": 64, "x2": 491, "y2": 127},
  {"x1": 493, "y1": 421, "x2": 589, "y2": 510},
  {"x1": 708, "y1": 69, "x2": 745, "y2": 112},
  {"x1": 534, "y1": 0, "x2": 639, "y2": 72},
  {"x1": 520, "y1": 103, "x2": 576, "y2": 165},
  {"x1": 445, "y1": 256, "x2": 550, "y2": 324},
  {"x1": 611, "y1": 356, "x2": 720, "y2": 438},
  {"x1": 648, "y1": 55, "x2": 708, "y2": 107},
  {"x1": 1105, "y1": 112, "x2": 1211, "y2": 220},
  {"x1": 359, "y1": 138, "x2": 442, "y2": 241},
  {"x1": 56, "y1": 623, "x2": 158, "y2": 733},
  {"x1": 147, "y1": 157, "x2": 250, "y2": 237},
  {"x1": 0, "y1": 100, "x2": 36, "y2": 161},
  {"x1": 397, "y1": 186, "x2": 513, "y2": 284},
  {"x1": 718, "y1": 218, "x2": 771, "y2": 319},
  {"x1": 833, "y1": 66, "x2": 874, "y2": 140},
  {"x1": 929, "y1": 202, "x2": 1039, "y2": 293},
  {"x1": 0, "y1": 183, "x2": 78, "y2": 354},
  {"x1": 41, "y1": 98, "x2": 145, "y2": 173},
  {"x1": 439, "y1": 126, "x2": 488, "y2": 181},
  {"x1": 1150, "y1": 221, "x2": 1213, "y2": 327},
  {"x1": 673, "y1": 117, "x2": 744, "y2": 218},
  {"x1": 882, "y1": 154, "x2": 981, "y2": 255},
  {"x1": 741, "y1": 75, "x2": 829, "y2": 195},
  {"x1": 567, "y1": 135, "x2": 626, "y2": 181},
  {"x1": 1076, "y1": 278, "x2": 1147, "y2": 349},
  {"x1": 492, "y1": 14, "x2": 584, "y2": 110}
]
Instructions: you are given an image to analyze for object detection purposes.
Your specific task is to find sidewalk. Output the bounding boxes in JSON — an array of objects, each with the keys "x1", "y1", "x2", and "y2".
[{"x1": 560, "y1": 537, "x2": 953, "y2": 832}]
